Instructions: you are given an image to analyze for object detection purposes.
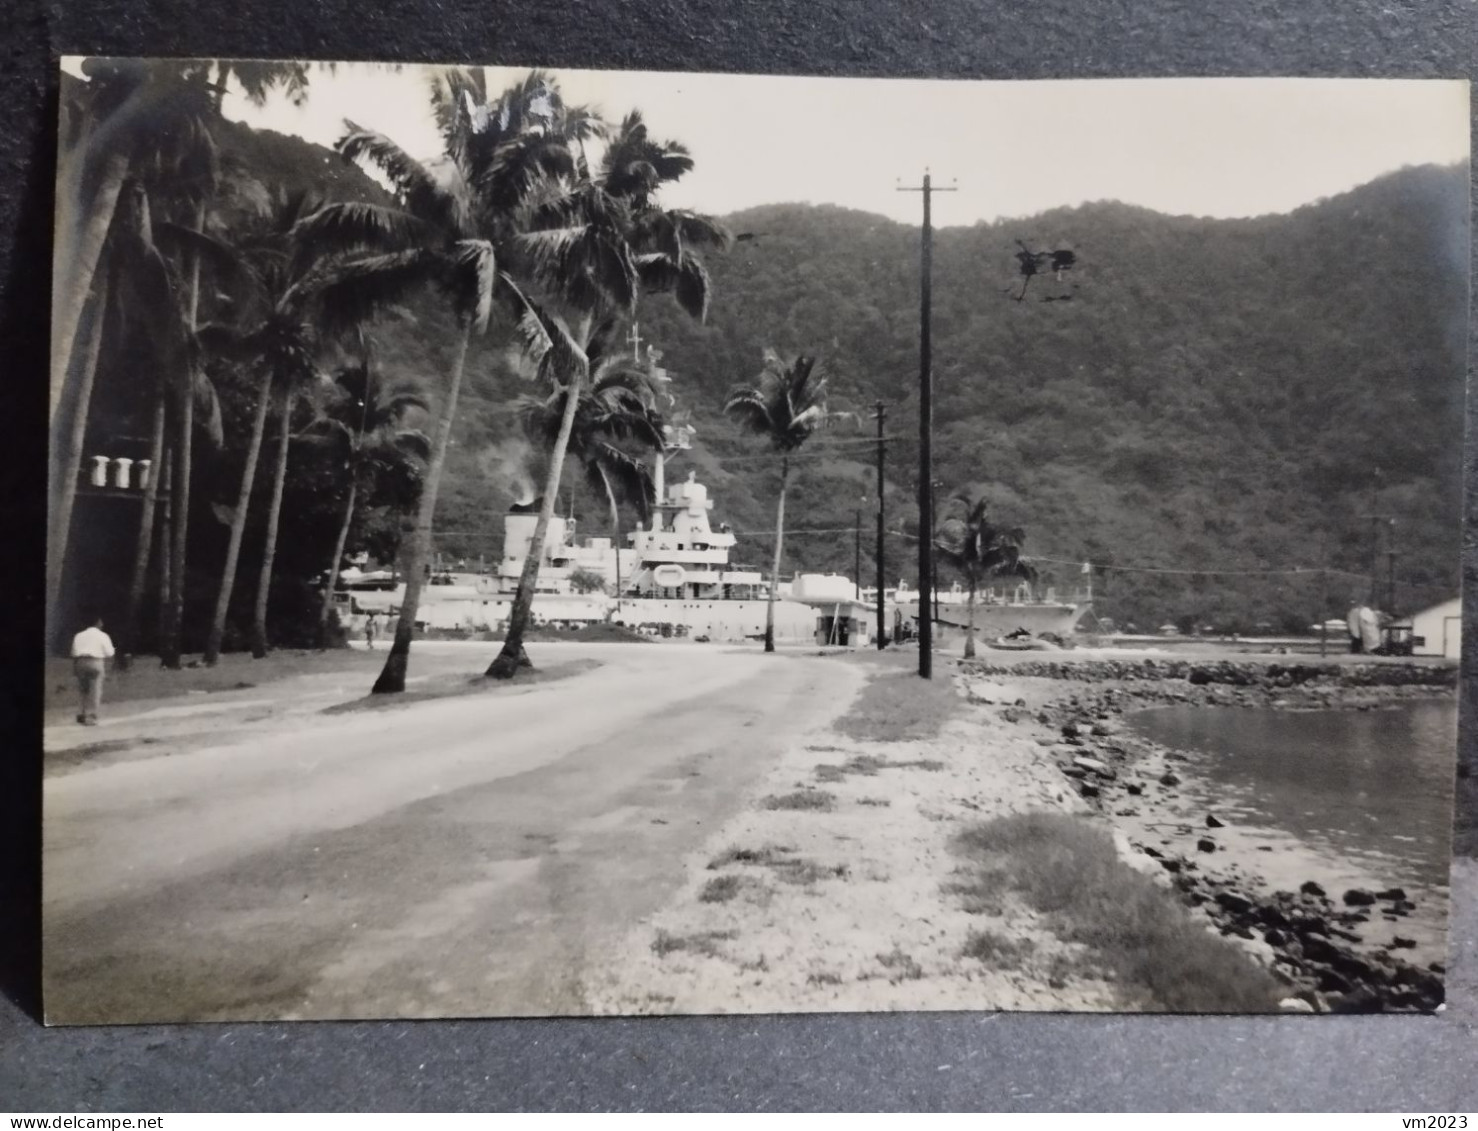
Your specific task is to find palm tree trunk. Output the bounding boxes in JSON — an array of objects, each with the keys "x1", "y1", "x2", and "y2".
[
  {"x1": 488, "y1": 320, "x2": 592, "y2": 680},
  {"x1": 46, "y1": 272, "x2": 110, "y2": 652},
  {"x1": 372, "y1": 326, "x2": 472, "y2": 694},
  {"x1": 205, "y1": 369, "x2": 273, "y2": 664},
  {"x1": 161, "y1": 199, "x2": 206, "y2": 669},
  {"x1": 121, "y1": 394, "x2": 168, "y2": 661},
  {"x1": 764, "y1": 455, "x2": 789, "y2": 654},
  {"x1": 156, "y1": 448, "x2": 174, "y2": 651},
  {"x1": 251, "y1": 392, "x2": 293, "y2": 658},
  {"x1": 318, "y1": 475, "x2": 359, "y2": 644},
  {"x1": 51, "y1": 151, "x2": 128, "y2": 422},
  {"x1": 964, "y1": 574, "x2": 977, "y2": 659}
]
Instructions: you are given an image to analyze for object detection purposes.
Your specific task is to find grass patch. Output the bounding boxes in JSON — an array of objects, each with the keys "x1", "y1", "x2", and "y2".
[
  {"x1": 761, "y1": 789, "x2": 836, "y2": 812},
  {"x1": 833, "y1": 670, "x2": 963, "y2": 743},
  {"x1": 699, "y1": 875, "x2": 746, "y2": 903},
  {"x1": 857, "y1": 797, "x2": 891, "y2": 807},
  {"x1": 806, "y1": 971, "x2": 843, "y2": 986},
  {"x1": 709, "y1": 844, "x2": 796, "y2": 869},
  {"x1": 953, "y1": 812, "x2": 1283, "y2": 1013},
  {"x1": 876, "y1": 947, "x2": 924, "y2": 981},
  {"x1": 708, "y1": 844, "x2": 847, "y2": 886},
  {"x1": 962, "y1": 929, "x2": 1035, "y2": 969},
  {"x1": 814, "y1": 754, "x2": 889, "y2": 782},
  {"x1": 815, "y1": 754, "x2": 944, "y2": 782},
  {"x1": 942, "y1": 875, "x2": 1007, "y2": 917},
  {"x1": 322, "y1": 659, "x2": 599, "y2": 714},
  {"x1": 652, "y1": 929, "x2": 736, "y2": 958}
]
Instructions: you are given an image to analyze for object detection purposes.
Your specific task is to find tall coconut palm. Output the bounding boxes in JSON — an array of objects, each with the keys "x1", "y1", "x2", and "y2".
[
  {"x1": 197, "y1": 191, "x2": 336, "y2": 664},
  {"x1": 307, "y1": 355, "x2": 431, "y2": 642},
  {"x1": 724, "y1": 353, "x2": 844, "y2": 653},
  {"x1": 513, "y1": 319, "x2": 665, "y2": 538},
  {"x1": 51, "y1": 60, "x2": 306, "y2": 654},
  {"x1": 935, "y1": 494, "x2": 1036, "y2": 659},
  {"x1": 250, "y1": 371, "x2": 327, "y2": 658},
  {"x1": 298, "y1": 68, "x2": 597, "y2": 693},
  {"x1": 486, "y1": 110, "x2": 728, "y2": 679}
]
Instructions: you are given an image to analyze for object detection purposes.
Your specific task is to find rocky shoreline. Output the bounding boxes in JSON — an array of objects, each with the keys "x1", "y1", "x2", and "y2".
[{"x1": 960, "y1": 655, "x2": 1456, "y2": 1014}]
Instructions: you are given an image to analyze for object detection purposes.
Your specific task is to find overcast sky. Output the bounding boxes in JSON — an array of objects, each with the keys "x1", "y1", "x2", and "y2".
[{"x1": 70, "y1": 59, "x2": 1470, "y2": 225}]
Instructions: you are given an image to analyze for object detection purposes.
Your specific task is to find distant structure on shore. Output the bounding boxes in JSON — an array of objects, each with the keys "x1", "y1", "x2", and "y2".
[{"x1": 1390, "y1": 598, "x2": 1462, "y2": 659}]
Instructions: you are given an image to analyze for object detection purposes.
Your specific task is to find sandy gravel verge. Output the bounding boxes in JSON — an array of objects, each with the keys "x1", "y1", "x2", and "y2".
[{"x1": 587, "y1": 663, "x2": 1126, "y2": 1015}]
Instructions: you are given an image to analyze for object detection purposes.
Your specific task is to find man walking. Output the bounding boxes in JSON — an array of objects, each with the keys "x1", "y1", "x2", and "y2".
[
  {"x1": 365, "y1": 612, "x2": 378, "y2": 650},
  {"x1": 70, "y1": 611, "x2": 115, "y2": 726}
]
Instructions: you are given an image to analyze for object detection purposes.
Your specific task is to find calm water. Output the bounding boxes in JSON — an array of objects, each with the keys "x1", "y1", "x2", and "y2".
[{"x1": 1128, "y1": 701, "x2": 1457, "y2": 889}]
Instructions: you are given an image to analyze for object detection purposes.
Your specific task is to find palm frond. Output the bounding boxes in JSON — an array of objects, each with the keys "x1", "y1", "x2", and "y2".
[
  {"x1": 339, "y1": 119, "x2": 467, "y2": 233},
  {"x1": 449, "y1": 239, "x2": 497, "y2": 332},
  {"x1": 314, "y1": 249, "x2": 440, "y2": 337},
  {"x1": 723, "y1": 388, "x2": 775, "y2": 437},
  {"x1": 292, "y1": 201, "x2": 432, "y2": 256}
]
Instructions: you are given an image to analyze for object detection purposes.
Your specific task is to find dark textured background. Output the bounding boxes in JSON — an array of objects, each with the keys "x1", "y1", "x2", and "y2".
[{"x1": 3, "y1": 0, "x2": 1477, "y2": 1111}]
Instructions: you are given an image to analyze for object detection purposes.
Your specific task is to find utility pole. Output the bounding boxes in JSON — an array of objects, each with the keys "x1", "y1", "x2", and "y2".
[
  {"x1": 874, "y1": 401, "x2": 886, "y2": 650},
  {"x1": 931, "y1": 478, "x2": 942, "y2": 628},
  {"x1": 899, "y1": 170, "x2": 955, "y2": 679},
  {"x1": 854, "y1": 500, "x2": 863, "y2": 602},
  {"x1": 1318, "y1": 531, "x2": 1328, "y2": 657}
]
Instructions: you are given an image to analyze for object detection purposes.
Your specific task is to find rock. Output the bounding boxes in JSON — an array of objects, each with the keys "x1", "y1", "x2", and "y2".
[
  {"x1": 1264, "y1": 927, "x2": 1288, "y2": 947},
  {"x1": 1214, "y1": 890, "x2": 1255, "y2": 915},
  {"x1": 1317, "y1": 969, "x2": 1353, "y2": 995},
  {"x1": 1196, "y1": 838, "x2": 1217, "y2": 853},
  {"x1": 1078, "y1": 782, "x2": 1100, "y2": 798},
  {"x1": 1035, "y1": 738, "x2": 1057, "y2": 748},
  {"x1": 1279, "y1": 997, "x2": 1315, "y2": 1013},
  {"x1": 1090, "y1": 724, "x2": 1110, "y2": 737},
  {"x1": 1392, "y1": 936, "x2": 1417, "y2": 949},
  {"x1": 1072, "y1": 756, "x2": 1114, "y2": 778},
  {"x1": 1060, "y1": 722, "x2": 1080, "y2": 738},
  {"x1": 1299, "y1": 881, "x2": 1327, "y2": 898},
  {"x1": 1376, "y1": 887, "x2": 1407, "y2": 901},
  {"x1": 1159, "y1": 858, "x2": 1183, "y2": 874},
  {"x1": 1125, "y1": 783, "x2": 1143, "y2": 795},
  {"x1": 1342, "y1": 889, "x2": 1378, "y2": 907},
  {"x1": 1256, "y1": 845, "x2": 1274, "y2": 852},
  {"x1": 1205, "y1": 814, "x2": 1225, "y2": 828},
  {"x1": 1141, "y1": 845, "x2": 1164, "y2": 859},
  {"x1": 1159, "y1": 772, "x2": 1182, "y2": 787}
]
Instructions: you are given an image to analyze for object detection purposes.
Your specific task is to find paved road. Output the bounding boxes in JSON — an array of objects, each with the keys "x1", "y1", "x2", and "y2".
[{"x1": 43, "y1": 643, "x2": 865, "y2": 1023}]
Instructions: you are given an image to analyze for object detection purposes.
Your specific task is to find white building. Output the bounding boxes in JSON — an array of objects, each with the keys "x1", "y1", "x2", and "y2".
[{"x1": 1407, "y1": 597, "x2": 1462, "y2": 659}]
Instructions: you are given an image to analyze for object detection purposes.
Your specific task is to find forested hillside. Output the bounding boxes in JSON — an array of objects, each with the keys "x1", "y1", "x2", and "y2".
[
  {"x1": 81, "y1": 96, "x2": 1465, "y2": 642},
  {"x1": 388, "y1": 160, "x2": 1470, "y2": 633}
]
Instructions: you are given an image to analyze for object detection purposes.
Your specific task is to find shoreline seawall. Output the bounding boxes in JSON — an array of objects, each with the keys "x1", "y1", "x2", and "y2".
[{"x1": 960, "y1": 654, "x2": 1457, "y2": 1013}]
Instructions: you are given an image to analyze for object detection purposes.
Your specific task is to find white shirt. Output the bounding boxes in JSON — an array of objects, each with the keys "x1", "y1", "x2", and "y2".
[{"x1": 71, "y1": 626, "x2": 116, "y2": 659}]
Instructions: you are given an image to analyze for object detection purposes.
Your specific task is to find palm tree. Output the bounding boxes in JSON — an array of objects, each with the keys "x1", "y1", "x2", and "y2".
[
  {"x1": 486, "y1": 110, "x2": 728, "y2": 679},
  {"x1": 513, "y1": 320, "x2": 666, "y2": 540},
  {"x1": 249, "y1": 370, "x2": 326, "y2": 658},
  {"x1": 724, "y1": 353, "x2": 844, "y2": 653},
  {"x1": 52, "y1": 59, "x2": 307, "y2": 656},
  {"x1": 308, "y1": 354, "x2": 431, "y2": 642},
  {"x1": 297, "y1": 68, "x2": 596, "y2": 693},
  {"x1": 197, "y1": 191, "x2": 334, "y2": 664},
  {"x1": 935, "y1": 494, "x2": 1035, "y2": 659}
]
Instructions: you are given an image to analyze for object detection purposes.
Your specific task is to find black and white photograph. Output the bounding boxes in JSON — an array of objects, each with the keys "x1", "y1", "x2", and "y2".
[{"x1": 44, "y1": 58, "x2": 1469, "y2": 1024}]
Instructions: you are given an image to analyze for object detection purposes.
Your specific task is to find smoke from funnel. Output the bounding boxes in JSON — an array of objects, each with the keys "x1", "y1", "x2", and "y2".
[{"x1": 479, "y1": 436, "x2": 537, "y2": 505}]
